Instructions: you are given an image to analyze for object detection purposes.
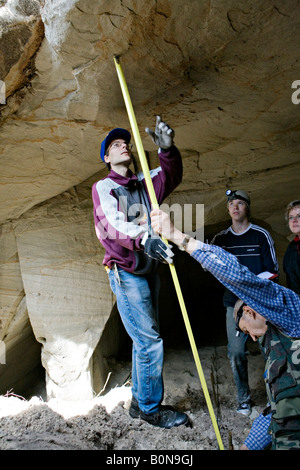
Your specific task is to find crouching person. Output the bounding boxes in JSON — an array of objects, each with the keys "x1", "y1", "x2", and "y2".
[{"x1": 150, "y1": 208, "x2": 300, "y2": 449}]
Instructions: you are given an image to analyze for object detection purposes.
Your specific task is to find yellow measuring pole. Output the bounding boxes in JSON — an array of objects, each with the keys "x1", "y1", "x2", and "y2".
[{"x1": 114, "y1": 56, "x2": 224, "y2": 451}]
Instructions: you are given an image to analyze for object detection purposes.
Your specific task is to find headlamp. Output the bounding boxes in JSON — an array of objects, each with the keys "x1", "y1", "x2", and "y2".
[{"x1": 225, "y1": 189, "x2": 250, "y2": 206}]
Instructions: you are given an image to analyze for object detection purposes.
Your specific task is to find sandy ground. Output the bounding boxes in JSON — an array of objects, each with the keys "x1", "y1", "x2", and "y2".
[{"x1": 0, "y1": 345, "x2": 267, "y2": 451}]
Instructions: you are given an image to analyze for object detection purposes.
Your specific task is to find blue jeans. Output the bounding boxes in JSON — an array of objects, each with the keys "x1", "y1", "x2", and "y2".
[
  {"x1": 108, "y1": 265, "x2": 164, "y2": 415},
  {"x1": 226, "y1": 306, "x2": 250, "y2": 405}
]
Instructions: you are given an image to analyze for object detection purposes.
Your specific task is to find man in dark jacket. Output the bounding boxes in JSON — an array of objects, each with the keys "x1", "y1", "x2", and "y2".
[
  {"x1": 92, "y1": 117, "x2": 188, "y2": 429},
  {"x1": 211, "y1": 190, "x2": 278, "y2": 416}
]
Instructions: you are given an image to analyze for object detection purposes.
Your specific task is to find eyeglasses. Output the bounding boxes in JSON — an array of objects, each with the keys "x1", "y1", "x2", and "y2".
[
  {"x1": 288, "y1": 214, "x2": 300, "y2": 221},
  {"x1": 109, "y1": 141, "x2": 133, "y2": 151}
]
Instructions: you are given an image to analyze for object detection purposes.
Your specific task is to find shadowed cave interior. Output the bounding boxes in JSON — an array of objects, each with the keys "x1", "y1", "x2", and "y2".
[{"x1": 4, "y1": 224, "x2": 257, "y2": 401}]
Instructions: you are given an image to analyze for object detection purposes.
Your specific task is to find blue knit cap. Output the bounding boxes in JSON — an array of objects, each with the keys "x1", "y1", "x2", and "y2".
[{"x1": 100, "y1": 128, "x2": 131, "y2": 162}]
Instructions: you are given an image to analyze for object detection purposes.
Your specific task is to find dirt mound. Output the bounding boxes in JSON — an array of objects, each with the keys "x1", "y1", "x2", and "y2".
[{"x1": 0, "y1": 346, "x2": 267, "y2": 451}]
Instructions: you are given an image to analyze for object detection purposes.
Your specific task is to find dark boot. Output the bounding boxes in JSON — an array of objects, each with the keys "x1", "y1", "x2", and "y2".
[
  {"x1": 140, "y1": 408, "x2": 189, "y2": 429},
  {"x1": 129, "y1": 396, "x2": 174, "y2": 419}
]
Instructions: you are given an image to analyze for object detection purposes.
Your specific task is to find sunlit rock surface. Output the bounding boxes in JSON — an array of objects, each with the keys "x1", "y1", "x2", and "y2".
[{"x1": 0, "y1": 0, "x2": 299, "y2": 399}]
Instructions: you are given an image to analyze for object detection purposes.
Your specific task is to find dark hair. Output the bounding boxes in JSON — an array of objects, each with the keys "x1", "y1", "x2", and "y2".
[{"x1": 234, "y1": 300, "x2": 246, "y2": 333}]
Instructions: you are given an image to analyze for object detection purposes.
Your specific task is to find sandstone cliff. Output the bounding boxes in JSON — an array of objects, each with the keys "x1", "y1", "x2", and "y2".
[{"x1": 0, "y1": 0, "x2": 299, "y2": 400}]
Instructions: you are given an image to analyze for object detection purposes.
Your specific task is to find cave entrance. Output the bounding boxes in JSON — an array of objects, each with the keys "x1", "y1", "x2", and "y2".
[
  {"x1": 0, "y1": 315, "x2": 45, "y2": 400},
  {"x1": 0, "y1": 249, "x2": 227, "y2": 400}
]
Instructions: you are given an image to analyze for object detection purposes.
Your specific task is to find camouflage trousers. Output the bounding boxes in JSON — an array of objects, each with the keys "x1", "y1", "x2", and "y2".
[
  {"x1": 272, "y1": 430, "x2": 300, "y2": 450},
  {"x1": 271, "y1": 398, "x2": 300, "y2": 450}
]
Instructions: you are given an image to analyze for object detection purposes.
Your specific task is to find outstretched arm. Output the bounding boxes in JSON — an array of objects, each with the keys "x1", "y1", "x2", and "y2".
[
  {"x1": 150, "y1": 209, "x2": 198, "y2": 253},
  {"x1": 150, "y1": 209, "x2": 300, "y2": 336}
]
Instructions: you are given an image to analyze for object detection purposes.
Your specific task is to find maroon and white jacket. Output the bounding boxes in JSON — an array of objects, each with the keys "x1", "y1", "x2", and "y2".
[{"x1": 92, "y1": 146, "x2": 182, "y2": 274}]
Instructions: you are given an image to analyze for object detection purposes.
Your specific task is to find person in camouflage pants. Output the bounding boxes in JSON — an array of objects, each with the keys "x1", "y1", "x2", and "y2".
[
  {"x1": 236, "y1": 311, "x2": 300, "y2": 450},
  {"x1": 150, "y1": 208, "x2": 300, "y2": 450},
  {"x1": 259, "y1": 322, "x2": 300, "y2": 450}
]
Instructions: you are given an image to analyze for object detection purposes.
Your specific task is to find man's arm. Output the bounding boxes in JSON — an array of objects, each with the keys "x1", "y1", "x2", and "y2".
[
  {"x1": 154, "y1": 146, "x2": 183, "y2": 203},
  {"x1": 258, "y1": 226, "x2": 279, "y2": 275},
  {"x1": 150, "y1": 209, "x2": 300, "y2": 336},
  {"x1": 191, "y1": 244, "x2": 300, "y2": 336},
  {"x1": 144, "y1": 116, "x2": 183, "y2": 203}
]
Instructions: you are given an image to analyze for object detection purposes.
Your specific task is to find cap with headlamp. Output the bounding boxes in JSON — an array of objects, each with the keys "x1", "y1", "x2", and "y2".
[{"x1": 225, "y1": 189, "x2": 251, "y2": 207}]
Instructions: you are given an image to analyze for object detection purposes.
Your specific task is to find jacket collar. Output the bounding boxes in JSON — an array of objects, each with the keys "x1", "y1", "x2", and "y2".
[{"x1": 108, "y1": 168, "x2": 138, "y2": 186}]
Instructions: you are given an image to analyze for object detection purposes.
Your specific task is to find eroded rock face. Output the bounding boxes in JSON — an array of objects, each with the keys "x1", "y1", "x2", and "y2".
[{"x1": 0, "y1": 0, "x2": 299, "y2": 399}]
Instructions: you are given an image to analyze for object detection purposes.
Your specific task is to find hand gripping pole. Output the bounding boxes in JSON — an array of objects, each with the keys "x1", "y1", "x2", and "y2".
[{"x1": 114, "y1": 56, "x2": 224, "y2": 451}]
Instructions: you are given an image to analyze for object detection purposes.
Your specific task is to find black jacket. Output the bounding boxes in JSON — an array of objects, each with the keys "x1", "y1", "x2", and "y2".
[
  {"x1": 283, "y1": 236, "x2": 300, "y2": 295},
  {"x1": 212, "y1": 224, "x2": 278, "y2": 307}
]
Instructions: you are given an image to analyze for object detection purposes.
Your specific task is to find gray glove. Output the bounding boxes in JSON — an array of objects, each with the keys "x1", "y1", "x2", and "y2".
[
  {"x1": 145, "y1": 115, "x2": 174, "y2": 150},
  {"x1": 141, "y1": 233, "x2": 174, "y2": 264}
]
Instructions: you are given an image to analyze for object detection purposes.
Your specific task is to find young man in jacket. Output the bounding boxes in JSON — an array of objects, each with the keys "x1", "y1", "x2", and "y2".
[
  {"x1": 92, "y1": 117, "x2": 188, "y2": 429},
  {"x1": 211, "y1": 190, "x2": 279, "y2": 416},
  {"x1": 150, "y1": 208, "x2": 300, "y2": 450}
]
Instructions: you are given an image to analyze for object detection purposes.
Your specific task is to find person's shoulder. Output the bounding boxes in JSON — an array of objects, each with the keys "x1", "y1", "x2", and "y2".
[
  {"x1": 211, "y1": 227, "x2": 231, "y2": 243},
  {"x1": 249, "y1": 223, "x2": 273, "y2": 238},
  {"x1": 92, "y1": 179, "x2": 101, "y2": 191},
  {"x1": 93, "y1": 174, "x2": 119, "y2": 192},
  {"x1": 286, "y1": 238, "x2": 299, "y2": 251}
]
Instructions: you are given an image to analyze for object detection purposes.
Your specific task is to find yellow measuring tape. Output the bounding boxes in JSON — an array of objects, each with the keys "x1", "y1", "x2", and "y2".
[{"x1": 114, "y1": 56, "x2": 224, "y2": 450}]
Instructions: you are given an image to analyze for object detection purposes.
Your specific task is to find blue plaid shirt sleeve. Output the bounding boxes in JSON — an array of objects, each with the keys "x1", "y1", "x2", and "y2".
[
  {"x1": 244, "y1": 412, "x2": 272, "y2": 450},
  {"x1": 191, "y1": 241, "x2": 300, "y2": 337}
]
